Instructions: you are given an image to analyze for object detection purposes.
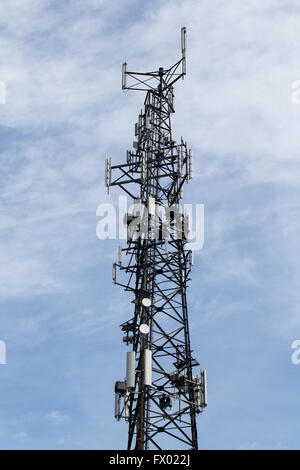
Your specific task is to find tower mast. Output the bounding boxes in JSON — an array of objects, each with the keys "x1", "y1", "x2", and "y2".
[{"x1": 107, "y1": 28, "x2": 207, "y2": 450}]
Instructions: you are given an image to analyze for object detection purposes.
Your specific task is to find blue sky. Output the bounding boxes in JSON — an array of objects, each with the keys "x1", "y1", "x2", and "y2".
[{"x1": 0, "y1": 0, "x2": 300, "y2": 449}]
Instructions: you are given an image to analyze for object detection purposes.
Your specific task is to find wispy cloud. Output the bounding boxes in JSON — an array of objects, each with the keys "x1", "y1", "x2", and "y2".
[{"x1": 46, "y1": 411, "x2": 70, "y2": 425}]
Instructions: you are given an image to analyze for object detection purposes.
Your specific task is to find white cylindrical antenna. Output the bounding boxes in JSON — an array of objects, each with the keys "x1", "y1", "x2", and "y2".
[
  {"x1": 182, "y1": 58, "x2": 186, "y2": 76},
  {"x1": 122, "y1": 62, "x2": 127, "y2": 89},
  {"x1": 181, "y1": 27, "x2": 186, "y2": 54},
  {"x1": 137, "y1": 116, "x2": 141, "y2": 141},
  {"x1": 144, "y1": 349, "x2": 152, "y2": 386},
  {"x1": 118, "y1": 246, "x2": 122, "y2": 264},
  {"x1": 165, "y1": 239, "x2": 168, "y2": 255},
  {"x1": 194, "y1": 377, "x2": 203, "y2": 413},
  {"x1": 148, "y1": 196, "x2": 155, "y2": 216},
  {"x1": 181, "y1": 27, "x2": 186, "y2": 76},
  {"x1": 142, "y1": 151, "x2": 147, "y2": 180},
  {"x1": 185, "y1": 213, "x2": 190, "y2": 236},
  {"x1": 178, "y1": 146, "x2": 184, "y2": 198},
  {"x1": 125, "y1": 390, "x2": 130, "y2": 421},
  {"x1": 112, "y1": 263, "x2": 116, "y2": 283},
  {"x1": 189, "y1": 149, "x2": 193, "y2": 179},
  {"x1": 126, "y1": 351, "x2": 136, "y2": 389},
  {"x1": 177, "y1": 146, "x2": 182, "y2": 175},
  {"x1": 105, "y1": 157, "x2": 111, "y2": 188},
  {"x1": 145, "y1": 115, "x2": 150, "y2": 130},
  {"x1": 191, "y1": 248, "x2": 194, "y2": 266},
  {"x1": 115, "y1": 393, "x2": 120, "y2": 420},
  {"x1": 202, "y1": 369, "x2": 207, "y2": 406}
]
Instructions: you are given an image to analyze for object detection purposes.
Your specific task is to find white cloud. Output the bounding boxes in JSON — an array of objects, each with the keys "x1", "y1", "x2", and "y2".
[
  {"x1": 14, "y1": 431, "x2": 30, "y2": 442},
  {"x1": 0, "y1": 0, "x2": 298, "y2": 333},
  {"x1": 46, "y1": 411, "x2": 70, "y2": 425}
]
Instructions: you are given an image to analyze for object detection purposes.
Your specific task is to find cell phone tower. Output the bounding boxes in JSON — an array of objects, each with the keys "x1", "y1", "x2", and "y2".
[{"x1": 106, "y1": 27, "x2": 207, "y2": 450}]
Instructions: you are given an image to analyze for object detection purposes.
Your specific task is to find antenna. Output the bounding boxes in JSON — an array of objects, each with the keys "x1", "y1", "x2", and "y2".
[
  {"x1": 106, "y1": 27, "x2": 207, "y2": 450},
  {"x1": 122, "y1": 62, "x2": 127, "y2": 89},
  {"x1": 181, "y1": 27, "x2": 186, "y2": 76}
]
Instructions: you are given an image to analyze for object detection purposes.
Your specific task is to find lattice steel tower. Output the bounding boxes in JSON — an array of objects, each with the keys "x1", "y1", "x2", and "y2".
[{"x1": 106, "y1": 28, "x2": 207, "y2": 450}]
